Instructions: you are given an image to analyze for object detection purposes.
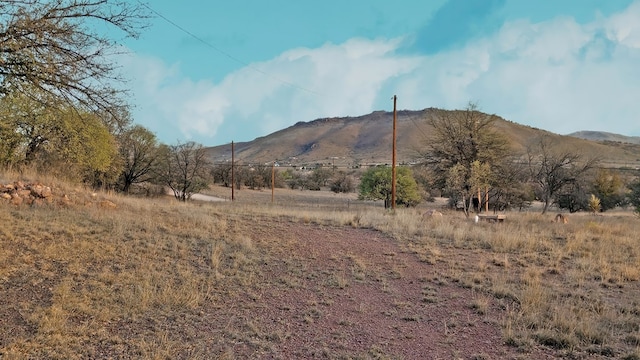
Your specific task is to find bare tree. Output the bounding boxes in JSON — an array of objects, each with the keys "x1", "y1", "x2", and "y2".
[
  {"x1": 0, "y1": 0, "x2": 148, "y2": 118},
  {"x1": 489, "y1": 157, "x2": 534, "y2": 211},
  {"x1": 526, "y1": 135, "x2": 599, "y2": 214},
  {"x1": 156, "y1": 142, "x2": 211, "y2": 202},
  {"x1": 421, "y1": 102, "x2": 511, "y2": 217}
]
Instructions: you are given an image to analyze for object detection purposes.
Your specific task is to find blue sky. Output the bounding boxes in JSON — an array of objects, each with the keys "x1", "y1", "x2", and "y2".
[{"x1": 119, "y1": 0, "x2": 640, "y2": 146}]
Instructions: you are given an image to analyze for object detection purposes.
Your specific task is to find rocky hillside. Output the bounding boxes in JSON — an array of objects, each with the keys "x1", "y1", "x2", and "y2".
[
  {"x1": 206, "y1": 109, "x2": 640, "y2": 169},
  {"x1": 0, "y1": 181, "x2": 117, "y2": 208}
]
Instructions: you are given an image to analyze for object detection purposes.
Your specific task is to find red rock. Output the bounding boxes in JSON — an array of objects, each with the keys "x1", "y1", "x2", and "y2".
[{"x1": 10, "y1": 194, "x2": 23, "y2": 206}]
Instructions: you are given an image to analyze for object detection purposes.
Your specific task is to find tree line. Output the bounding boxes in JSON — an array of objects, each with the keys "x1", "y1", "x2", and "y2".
[
  {"x1": 374, "y1": 102, "x2": 640, "y2": 216},
  {"x1": 347, "y1": 102, "x2": 640, "y2": 216},
  {"x1": 0, "y1": 1, "x2": 358, "y2": 202}
]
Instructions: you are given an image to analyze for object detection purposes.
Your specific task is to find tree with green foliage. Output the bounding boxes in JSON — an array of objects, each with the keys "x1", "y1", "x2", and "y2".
[
  {"x1": 244, "y1": 167, "x2": 267, "y2": 190},
  {"x1": 285, "y1": 170, "x2": 303, "y2": 189},
  {"x1": 155, "y1": 142, "x2": 211, "y2": 201},
  {"x1": 117, "y1": 125, "x2": 160, "y2": 193},
  {"x1": 0, "y1": 1, "x2": 149, "y2": 185},
  {"x1": 68, "y1": 112, "x2": 122, "y2": 187},
  {"x1": 358, "y1": 166, "x2": 421, "y2": 208},
  {"x1": 0, "y1": 91, "x2": 120, "y2": 184},
  {"x1": 591, "y1": 169, "x2": 627, "y2": 211},
  {"x1": 310, "y1": 167, "x2": 333, "y2": 187},
  {"x1": 445, "y1": 163, "x2": 469, "y2": 212},
  {"x1": 0, "y1": 116, "x2": 21, "y2": 167}
]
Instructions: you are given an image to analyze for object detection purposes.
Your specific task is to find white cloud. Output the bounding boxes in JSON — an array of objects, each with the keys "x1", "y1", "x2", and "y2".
[
  {"x1": 396, "y1": 2, "x2": 640, "y2": 136},
  {"x1": 123, "y1": 37, "x2": 421, "y2": 144},
  {"x1": 124, "y1": 1, "x2": 640, "y2": 145}
]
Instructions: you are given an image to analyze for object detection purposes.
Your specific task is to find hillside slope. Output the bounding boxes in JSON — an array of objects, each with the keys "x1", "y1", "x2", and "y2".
[
  {"x1": 568, "y1": 131, "x2": 640, "y2": 145},
  {"x1": 206, "y1": 109, "x2": 640, "y2": 169}
]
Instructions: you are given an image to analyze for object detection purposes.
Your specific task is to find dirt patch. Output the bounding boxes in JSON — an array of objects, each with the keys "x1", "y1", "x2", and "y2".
[
  {"x1": 0, "y1": 206, "x2": 564, "y2": 359},
  {"x1": 197, "y1": 220, "x2": 556, "y2": 359}
]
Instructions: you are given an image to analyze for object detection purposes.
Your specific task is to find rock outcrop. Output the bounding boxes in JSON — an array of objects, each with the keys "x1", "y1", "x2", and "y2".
[
  {"x1": 0, "y1": 181, "x2": 54, "y2": 206},
  {"x1": 0, "y1": 181, "x2": 116, "y2": 209}
]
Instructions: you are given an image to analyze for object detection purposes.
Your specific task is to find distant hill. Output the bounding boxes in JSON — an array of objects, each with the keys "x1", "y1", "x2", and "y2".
[
  {"x1": 567, "y1": 131, "x2": 640, "y2": 145},
  {"x1": 206, "y1": 109, "x2": 640, "y2": 170}
]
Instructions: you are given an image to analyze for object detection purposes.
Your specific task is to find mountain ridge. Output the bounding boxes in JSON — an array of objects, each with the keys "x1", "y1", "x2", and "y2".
[
  {"x1": 567, "y1": 131, "x2": 640, "y2": 145},
  {"x1": 206, "y1": 109, "x2": 640, "y2": 170}
]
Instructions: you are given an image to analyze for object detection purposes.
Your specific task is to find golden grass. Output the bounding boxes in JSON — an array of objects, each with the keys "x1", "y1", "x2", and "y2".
[
  {"x1": 222, "y1": 198, "x2": 640, "y2": 356},
  {"x1": 2, "y1": 180, "x2": 640, "y2": 358},
  {"x1": 1, "y1": 190, "x2": 259, "y2": 358}
]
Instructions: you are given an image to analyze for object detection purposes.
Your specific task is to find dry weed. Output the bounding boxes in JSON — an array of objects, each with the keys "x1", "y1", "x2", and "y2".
[{"x1": 2, "y1": 180, "x2": 640, "y2": 357}]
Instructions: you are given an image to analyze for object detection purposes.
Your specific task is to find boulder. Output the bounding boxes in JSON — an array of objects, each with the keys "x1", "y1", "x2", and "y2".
[
  {"x1": 10, "y1": 193, "x2": 23, "y2": 206},
  {"x1": 30, "y1": 184, "x2": 52, "y2": 198},
  {"x1": 17, "y1": 189, "x2": 31, "y2": 198}
]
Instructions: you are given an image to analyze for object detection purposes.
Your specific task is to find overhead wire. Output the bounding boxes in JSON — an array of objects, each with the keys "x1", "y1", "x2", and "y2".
[
  {"x1": 137, "y1": 1, "x2": 429, "y2": 154},
  {"x1": 137, "y1": 1, "x2": 320, "y2": 96}
]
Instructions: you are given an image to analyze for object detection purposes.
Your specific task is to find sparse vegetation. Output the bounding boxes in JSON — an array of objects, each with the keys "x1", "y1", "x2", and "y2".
[
  {"x1": 329, "y1": 171, "x2": 355, "y2": 193},
  {"x1": 2, "y1": 175, "x2": 640, "y2": 358},
  {"x1": 358, "y1": 166, "x2": 421, "y2": 208},
  {"x1": 155, "y1": 141, "x2": 211, "y2": 201},
  {"x1": 627, "y1": 178, "x2": 640, "y2": 215},
  {"x1": 2, "y1": 2, "x2": 640, "y2": 356},
  {"x1": 527, "y1": 135, "x2": 600, "y2": 214},
  {"x1": 588, "y1": 194, "x2": 602, "y2": 214}
]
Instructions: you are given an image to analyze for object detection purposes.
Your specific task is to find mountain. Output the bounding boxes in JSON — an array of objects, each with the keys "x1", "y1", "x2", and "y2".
[
  {"x1": 206, "y1": 109, "x2": 640, "y2": 170},
  {"x1": 567, "y1": 131, "x2": 640, "y2": 145}
]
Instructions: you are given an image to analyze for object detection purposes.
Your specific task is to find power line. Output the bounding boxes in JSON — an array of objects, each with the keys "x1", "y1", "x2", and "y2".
[
  {"x1": 137, "y1": 1, "x2": 320, "y2": 96},
  {"x1": 409, "y1": 116, "x2": 430, "y2": 139}
]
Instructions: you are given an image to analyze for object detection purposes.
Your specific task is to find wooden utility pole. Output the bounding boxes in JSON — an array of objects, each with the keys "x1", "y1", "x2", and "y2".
[
  {"x1": 271, "y1": 161, "x2": 275, "y2": 204},
  {"x1": 391, "y1": 95, "x2": 397, "y2": 210},
  {"x1": 231, "y1": 141, "x2": 235, "y2": 201}
]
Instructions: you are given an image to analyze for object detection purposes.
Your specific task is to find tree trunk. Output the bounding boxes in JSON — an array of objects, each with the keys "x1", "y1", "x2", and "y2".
[
  {"x1": 541, "y1": 190, "x2": 551, "y2": 214},
  {"x1": 463, "y1": 195, "x2": 470, "y2": 218}
]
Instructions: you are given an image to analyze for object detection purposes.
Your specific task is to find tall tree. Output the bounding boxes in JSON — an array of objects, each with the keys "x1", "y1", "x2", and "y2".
[
  {"x1": 421, "y1": 103, "x2": 511, "y2": 217},
  {"x1": 117, "y1": 125, "x2": 159, "y2": 193},
  {"x1": 489, "y1": 157, "x2": 534, "y2": 211},
  {"x1": 526, "y1": 135, "x2": 599, "y2": 214},
  {"x1": 156, "y1": 142, "x2": 211, "y2": 202},
  {"x1": 0, "y1": 1, "x2": 147, "y2": 113},
  {"x1": 0, "y1": 90, "x2": 119, "y2": 182}
]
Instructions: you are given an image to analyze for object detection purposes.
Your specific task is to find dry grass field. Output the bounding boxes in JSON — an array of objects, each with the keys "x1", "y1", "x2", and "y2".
[{"x1": 1, "y1": 180, "x2": 640, "y2": 359}]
